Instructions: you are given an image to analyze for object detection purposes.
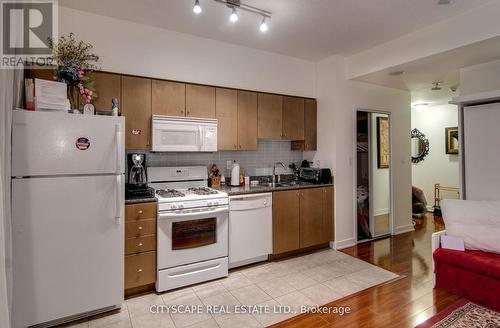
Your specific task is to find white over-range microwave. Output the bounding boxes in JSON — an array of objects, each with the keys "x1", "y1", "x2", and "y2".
[{"x1": 152, "y1": 115, "x2": 218, "y2": 152}]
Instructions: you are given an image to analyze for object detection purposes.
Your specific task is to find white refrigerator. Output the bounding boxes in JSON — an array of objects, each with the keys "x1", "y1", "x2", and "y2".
[{"x1": 11, "y1": 110, "x2": 125, "y2": 327}]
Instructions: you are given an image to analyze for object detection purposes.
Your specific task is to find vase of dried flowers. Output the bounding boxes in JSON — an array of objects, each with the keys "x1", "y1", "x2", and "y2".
[{"x1": 47, "y1": 33, "x2": 100, "y2": 109}]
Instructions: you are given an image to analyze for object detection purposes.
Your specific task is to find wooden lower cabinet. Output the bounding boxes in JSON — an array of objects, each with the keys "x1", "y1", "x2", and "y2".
[
  {"x1": 125, "y1": 251, "x2": 156, "y2": 289},
  {"x1": 323, "y1": 187, "x2": 334, "y2": 242},
  {"x1": 273, "y1": 190, "x2": 300, "y2": 254},
  {"x1": 125, "y1": 202, "x2": 157, "y2": 295},
  {"x1": 299, "y1": 188, "x2": 325, "y2": 248},
  {"x1": 272, "y1": 187, "x2": 334, "y2": 255}
]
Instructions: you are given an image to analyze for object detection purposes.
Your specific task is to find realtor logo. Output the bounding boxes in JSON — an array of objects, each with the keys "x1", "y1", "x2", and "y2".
[{"x1": 1, "y1": 0, "x2": 58, "y2": 67}]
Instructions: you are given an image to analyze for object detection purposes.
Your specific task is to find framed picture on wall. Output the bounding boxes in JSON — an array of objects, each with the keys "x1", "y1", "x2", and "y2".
[
  {"x1": 445, "y1": 127, "x2": 459, "y2": 154},
  {"x1": 377, "y1": 117, "x2": 390, "y2": 168}
]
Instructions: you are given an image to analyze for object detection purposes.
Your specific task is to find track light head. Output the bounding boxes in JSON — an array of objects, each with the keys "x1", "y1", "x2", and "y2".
[
  {"x1": 259, "y1": 17, "x2": 268, "y2": 32},
  {"x1": 193, "y1": 0, "x2": 202, "y2": 14},
  {"x1": 230, "y1": 7, "x2": 238, "y2": 22}
]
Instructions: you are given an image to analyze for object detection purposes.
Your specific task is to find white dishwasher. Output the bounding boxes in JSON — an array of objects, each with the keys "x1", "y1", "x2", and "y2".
[{"x1": 229, "y1": 193, "x2": 272, "y2": 268}]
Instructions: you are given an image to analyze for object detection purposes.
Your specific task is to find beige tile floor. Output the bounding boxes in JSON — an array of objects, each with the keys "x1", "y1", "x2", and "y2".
[{"x1": 64, "y1": 249, "x2": 399, "y2": 328}]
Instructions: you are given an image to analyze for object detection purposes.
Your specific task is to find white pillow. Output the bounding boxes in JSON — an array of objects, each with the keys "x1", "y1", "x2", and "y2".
[{"x1": 441, "y1": 199, "x2": 500, "y2": 254}]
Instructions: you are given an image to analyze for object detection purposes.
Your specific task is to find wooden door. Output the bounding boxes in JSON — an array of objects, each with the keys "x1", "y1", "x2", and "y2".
[
  {"x1": 237, "y1": 91, "x2": 258, "y2": 150},
  {"x1": 216, "y1": 88, "x2": 238, "y2": 150},
  {"x1": 88, "y1": 72, "x2": 121, "y2": 113},
  {"x1": 299, "y1": 188, "x2": 325, "y2": 248},
  {"x1": 273, "y1": 190, "x2": 300, "y2": 254},
  {"x1": 282, "y1": 96, "x2": 304, "y2": 140},
  {"x1": 322, "y1": 187, "x2": 334, "y2": 243},
  {"x1": 258, "y1": 93, "x2": 283, "y2": 139},
  {"x1": 121, "y1": 76, "x2": 152, "y2": 150},
  {"x1": 186, "y1": 84, "x2": 216, "y2": 118},
  {"x1": 152, "y1": 80, "x2": 186, "y2": 116},
  {"x1": 304, "y1": 99, "x2": 317, "y2": 150}
]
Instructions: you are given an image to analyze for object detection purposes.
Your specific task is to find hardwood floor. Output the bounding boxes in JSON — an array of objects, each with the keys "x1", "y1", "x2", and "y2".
[{"x1": 273, "y1": 214, "x2": 461, "y2": 328}]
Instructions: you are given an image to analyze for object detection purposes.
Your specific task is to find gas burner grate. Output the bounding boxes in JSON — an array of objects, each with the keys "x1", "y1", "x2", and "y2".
[
  {"x1": 156, "y1": 189, "x2": 185, "y2": 198},
  {"x1": 187, "y1": 187, "x2": 219, "y2": 195}
]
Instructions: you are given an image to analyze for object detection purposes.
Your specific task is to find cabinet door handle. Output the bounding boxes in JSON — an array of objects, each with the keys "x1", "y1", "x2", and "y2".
[
  {"x1": 137, "y1": 268, "x2": 143, "y2": 273},
  {"x1": 137, "y1": 243, "x2": 143, "y2": 247},
  {"x1": 181, "y1": 110, "x2": 184, "y2": 115},
  {"x1": 187, "y1": 111, "x2": 190, "y2": 115},
  {"x1": 234, "y1": 144, "x2": 237, "y2": 149},
  {"x1": 296, "y1": 192, "x2": 300, "y2": 197},
  {"x1": 239, "y1": 144, "x2": 242, "y2": 149},
  {"x1": 138, "y1": 210, "x2": 143, "y2": 214},
  {"x1": 137, "y1": 226, "x2": 143, "y2": 230}
]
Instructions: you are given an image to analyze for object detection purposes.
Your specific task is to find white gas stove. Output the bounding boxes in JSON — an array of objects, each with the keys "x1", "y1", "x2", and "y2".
[{"x1": 148, "y1": 166, "x2": 229, "y2": 292}]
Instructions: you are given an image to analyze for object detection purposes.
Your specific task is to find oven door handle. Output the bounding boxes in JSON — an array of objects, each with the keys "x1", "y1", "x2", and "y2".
[{"x1": 159, "y1": 207, "x2": 228, "y2": 220}]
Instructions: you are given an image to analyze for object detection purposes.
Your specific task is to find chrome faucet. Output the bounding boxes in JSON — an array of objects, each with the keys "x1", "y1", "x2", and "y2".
[{"x1": 273, "y1": 162, "x2": 286, "y2": 186}]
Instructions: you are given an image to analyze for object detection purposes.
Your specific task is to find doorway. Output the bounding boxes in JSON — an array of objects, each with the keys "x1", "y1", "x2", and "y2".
[{"x1": 356, "y1": 110, "x2": 392, "y2": 242}]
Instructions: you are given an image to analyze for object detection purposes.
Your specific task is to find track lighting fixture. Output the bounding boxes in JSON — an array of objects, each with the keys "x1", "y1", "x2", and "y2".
[{"x1": 193, "y1": 0, "x2": 271, "y2": 33}]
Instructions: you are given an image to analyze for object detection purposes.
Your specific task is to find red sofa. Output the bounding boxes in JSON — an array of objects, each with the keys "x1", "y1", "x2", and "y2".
[{"x1": 433, "y1": 247, "x2": 500, "y2": 312}]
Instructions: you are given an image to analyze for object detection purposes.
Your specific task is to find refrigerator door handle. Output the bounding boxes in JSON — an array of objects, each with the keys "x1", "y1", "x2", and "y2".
[
  {"x1": 115, "y1": 123, "x2": 122, "y2": 174},
  {"x1": 115, "y1": 174, "x2": 122, "y2": 225}
]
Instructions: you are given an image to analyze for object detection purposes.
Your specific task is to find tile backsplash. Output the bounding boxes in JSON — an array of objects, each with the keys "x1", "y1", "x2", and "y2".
[{"x1": 130, "y1": 140, "x2": 303, "y2": 177}]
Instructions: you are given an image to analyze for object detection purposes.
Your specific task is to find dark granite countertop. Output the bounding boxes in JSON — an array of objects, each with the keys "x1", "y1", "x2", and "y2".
[
  {"x1": 125, "y1": 197, "x2": 157, "y2": 204},
  {"x1": 214, "y1": 182, "x2": 333, "y2": 196}
]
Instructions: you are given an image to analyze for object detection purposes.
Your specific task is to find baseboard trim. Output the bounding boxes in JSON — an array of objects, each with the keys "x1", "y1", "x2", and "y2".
[
  {"x1": 394, "y1": 223, "x2": 415, "y2": 235},
  {"x1": 333, "y1": 238, "x2": 356, "y2": 250}
]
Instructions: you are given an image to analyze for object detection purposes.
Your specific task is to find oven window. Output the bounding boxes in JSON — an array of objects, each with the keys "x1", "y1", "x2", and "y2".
[{"x1": 172, "y1": 218, "x2": 217, "y2": 250}]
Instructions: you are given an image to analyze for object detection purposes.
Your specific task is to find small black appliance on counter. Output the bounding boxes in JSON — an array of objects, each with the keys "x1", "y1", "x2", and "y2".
[
  {"x1": 126, "y1": 153, "x2": 155, "y2": 200},
  {"x1": 299, "y1": 167, "x2": 333, "y2": 184}
]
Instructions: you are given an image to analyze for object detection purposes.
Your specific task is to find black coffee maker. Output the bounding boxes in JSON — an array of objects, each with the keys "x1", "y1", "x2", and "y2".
[{"x1": 125, "y1": 153, "x2": 155, "y2": 200}]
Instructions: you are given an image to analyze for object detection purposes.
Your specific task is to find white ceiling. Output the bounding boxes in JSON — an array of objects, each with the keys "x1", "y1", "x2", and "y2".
[
  {"x1": 354, "y1": 36, "x2": 500, "y2": 106},
  {"x1": 59, "y1": 0, "x2": 493, "y2": 61}
]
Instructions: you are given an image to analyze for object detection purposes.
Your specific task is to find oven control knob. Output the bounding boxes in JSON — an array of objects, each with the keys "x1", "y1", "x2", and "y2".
[
  {"x1": 178, "y1": 203, "x2": 184, "y2": 209},
  {"x1": 213, "y1": 200, "x2": 219, "y2": 205},
  {"x1": 207, "y1": 201, "x2": 213, "y2": 206},
  {"x1": 171, "y1": 203, "x2": 178, "y2": 210}
]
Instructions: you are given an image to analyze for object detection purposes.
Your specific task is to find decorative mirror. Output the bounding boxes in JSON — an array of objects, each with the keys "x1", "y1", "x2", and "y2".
[{"x1": 411, "y1": 128, "x2": 429, "y2": 164}]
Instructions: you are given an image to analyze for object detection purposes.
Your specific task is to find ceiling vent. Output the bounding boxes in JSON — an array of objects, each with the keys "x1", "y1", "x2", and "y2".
[{"x1": 437, "y1": 0, "x2": 452, "y2": 5}]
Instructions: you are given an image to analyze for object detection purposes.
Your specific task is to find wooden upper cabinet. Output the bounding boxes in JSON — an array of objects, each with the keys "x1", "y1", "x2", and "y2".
[
  {"x1": 186, "y1": 84, "x2": 216, "y2": 118},
  {"x1": 152, "y1": 80, "x2": 186, "y2": 116},
  {"x1": 89, "y1": 72, "x2": 121, "y2": 113},
  {"x1": 273, "y1": 190, "x2": 300, "y2": 254},
  {"x1": 237, "y1": 91, "x2": 258, "y2": 150},
  {"x1": 282, "y1": 96, "x2": 304, "y2": 140},
  {"x1": 28, "y1": 68, "x2": 55, "y2": 81},
  {"x1": 258, "y1": 93, "x2": 283, "y2": 139},
  {"x1": 299, "y1": 188, "x2": 325, "y2": 248},
  {"x1": 322, "y1": 187, "x2": 334, "y2": 243},
  {"x1": 216, "y1": 88, "x2": 238, "y2": 150},
  {"x1": 304, "y1": 99, "x2": 317, "y2": 150},
  {"x1": 121, "y1": 76, "x2": 152, "y2": 150}
]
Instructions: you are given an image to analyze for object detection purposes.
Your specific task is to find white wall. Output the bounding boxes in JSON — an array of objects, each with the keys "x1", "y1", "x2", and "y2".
[
  {"x1": 310, "y1": 56, "x2": 412, "y2": 249},
  {"x1": 460, "y1": 59, "x2": 500, "y2": 95},
  {"x1": 411, "y1": 105, "x2": 460, "y2": 209},
  {"x1": 59, "y1": 7, "x2": 316, "y2": 98},
  {"x1": 371, "y1": 113, "x2": 390, "y2": 216}
]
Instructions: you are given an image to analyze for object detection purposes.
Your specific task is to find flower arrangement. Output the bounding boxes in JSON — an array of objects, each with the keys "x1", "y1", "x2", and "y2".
[{"x1": 47, "y1": 33, "x2": 100, "y2": 105}]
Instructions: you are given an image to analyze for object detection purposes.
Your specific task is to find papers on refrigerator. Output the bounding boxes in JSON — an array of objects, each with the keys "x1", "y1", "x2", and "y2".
[{"x1": 34, "y1": 78, "x2": 71, "y2": 112}]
